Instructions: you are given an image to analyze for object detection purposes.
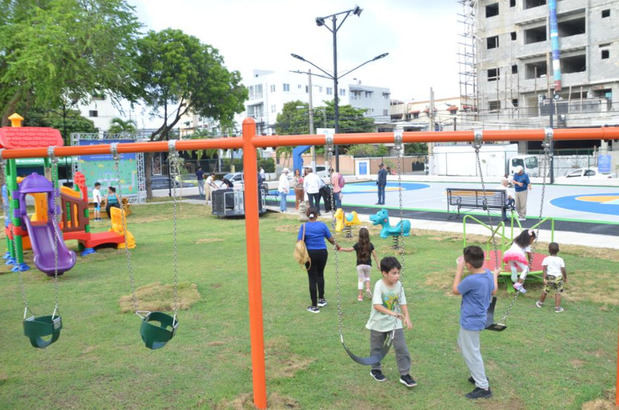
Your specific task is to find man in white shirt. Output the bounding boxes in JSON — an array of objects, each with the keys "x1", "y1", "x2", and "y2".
[
  {"x1": 205, "y1": 173, "x2": 218, "y2": 204},
  {"x1": 278, "y1": 168, "x2": 290, "y2": 212},
  {"x1": 303, "y1": 168, "x2": 322, "y2": 215}
]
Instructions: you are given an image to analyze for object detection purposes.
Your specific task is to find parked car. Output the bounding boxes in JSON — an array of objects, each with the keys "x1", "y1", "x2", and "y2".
[
  {"x1": 150, "y1": 175, "x2": 196, "y2": 190},
  {"x1": 223, "y1": 172, "x2": 244, "y2": 189},
  {"x1": 556, "y1": 167, "x2": 616, "y2": 182}
]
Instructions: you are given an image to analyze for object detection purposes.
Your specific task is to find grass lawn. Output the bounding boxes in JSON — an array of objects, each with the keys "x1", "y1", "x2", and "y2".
[{"x1": 0, "y1": 203, "x2": 617, "y2": 409}]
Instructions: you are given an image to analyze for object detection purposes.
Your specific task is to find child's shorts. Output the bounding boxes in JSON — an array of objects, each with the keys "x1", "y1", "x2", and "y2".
[
  {"x1": 95, "y1": 203, "x2": 101, "y2": 211},
  {"x1": 543, "y1": 275, "x2": 564, "y2": 293}
]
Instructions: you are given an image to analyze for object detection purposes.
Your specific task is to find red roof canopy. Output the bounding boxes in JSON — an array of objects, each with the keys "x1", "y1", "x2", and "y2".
[{"x1": 0, "y1": 127, "x2": 64, "y2": 149}]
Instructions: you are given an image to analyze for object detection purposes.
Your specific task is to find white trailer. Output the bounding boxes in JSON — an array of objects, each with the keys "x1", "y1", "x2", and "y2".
[{"x1": 429, "y1": 144, "x2": 540, "y2": 177}]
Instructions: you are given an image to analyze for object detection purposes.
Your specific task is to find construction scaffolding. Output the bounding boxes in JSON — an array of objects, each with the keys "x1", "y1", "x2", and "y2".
[{"x1": 457, "y1": 0, "x2": 479, "y2": 122}]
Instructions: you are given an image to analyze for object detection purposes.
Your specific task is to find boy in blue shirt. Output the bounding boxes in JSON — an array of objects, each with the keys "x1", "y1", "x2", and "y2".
[{"x1": 452, "y1": 246, "x2": 498, "y2": 399}]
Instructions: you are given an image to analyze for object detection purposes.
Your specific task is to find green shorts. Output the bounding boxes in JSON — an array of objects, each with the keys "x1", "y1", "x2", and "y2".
[{"x1": 543, "y1": 275, "x2": 564, "y2": 294}]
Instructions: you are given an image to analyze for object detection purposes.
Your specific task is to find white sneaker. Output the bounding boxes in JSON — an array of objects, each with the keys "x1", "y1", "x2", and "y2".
[
  {"x1": 513, "y1": 282, "x2": 527, "y2": 294},
  {"x1": 535, "y1": 301, "x2": 543, "y2": 308}
]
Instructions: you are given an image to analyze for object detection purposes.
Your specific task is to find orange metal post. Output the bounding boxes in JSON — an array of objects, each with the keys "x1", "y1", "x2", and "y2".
[{"x1": 241, "y1": 118, "x2": 267, "y2": 409}]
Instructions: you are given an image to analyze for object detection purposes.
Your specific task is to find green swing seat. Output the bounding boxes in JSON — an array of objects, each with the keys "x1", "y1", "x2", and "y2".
[
  {"x1": 23, "y1": 315, "x2": 62, "y2": 348},
  {"x1": 140, "y1": 312, "x2": 178, "y2": 350}
]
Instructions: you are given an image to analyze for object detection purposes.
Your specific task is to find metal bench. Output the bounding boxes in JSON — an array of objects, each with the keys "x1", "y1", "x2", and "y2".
[{"x1": 446, "y1": 188, "x2": 511, "y2": 219}]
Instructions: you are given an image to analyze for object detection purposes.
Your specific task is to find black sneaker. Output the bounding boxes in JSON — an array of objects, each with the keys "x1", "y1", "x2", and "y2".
[
  {"x1": 399, "y1": 374, "x2": 417, "y2": 388},
  {"x1": 468, "y1": 376, "x2": 490, "y2": 384},
  {"x1": 465, "y1": 387, "x2": 492, "y2": 399},
  {"x1": 306, "y1": 306, "x2": 320, "y2": 314},
  {"x1": 370, "y1": 369, "x2": 386, "y2": 382},
  {"x1": 317, "y1": 299, "x2": 328, "y2": 307}
]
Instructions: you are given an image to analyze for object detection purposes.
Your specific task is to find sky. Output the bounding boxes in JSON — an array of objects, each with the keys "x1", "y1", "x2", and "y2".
[{"x1": 129, "y1": 0, "x2": 461, "y2": 102}]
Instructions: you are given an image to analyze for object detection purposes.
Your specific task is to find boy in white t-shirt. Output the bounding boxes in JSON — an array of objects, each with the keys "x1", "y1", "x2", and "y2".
[
  {"x1": 536, "y1": 242, "x2": 567, "y2": 312},
  {"x1": 92, "y1": 182, "x2": 102, "y2": 221}
]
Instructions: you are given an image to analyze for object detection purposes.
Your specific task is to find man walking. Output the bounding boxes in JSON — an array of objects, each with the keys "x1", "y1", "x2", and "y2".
[
  {"x1": 512, "y1": 166, "x2": 531, "y2": 221},
  {"x1": 196, "y1": 167, "x2": 205, "y2": 197},
  {"x1": 278, "y1": 168, "x2": 290, "y2": 212},
  {"x1": 303, "y1": 167, "x2": 322, "y2": 215},
  {"x1": 329, "y1": 168, "x2": 343, "y2": 209},
  {"x1": 376, "y1": 163, "x2": 388, "y2": 205},
  {"x1": 205, "y1": 172, "x2": 218, "y2": 204}
]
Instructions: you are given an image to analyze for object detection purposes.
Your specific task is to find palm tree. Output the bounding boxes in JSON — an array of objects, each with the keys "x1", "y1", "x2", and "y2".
[{"x1": 108, "y1": 118, "x2": 137, "y2": 135}]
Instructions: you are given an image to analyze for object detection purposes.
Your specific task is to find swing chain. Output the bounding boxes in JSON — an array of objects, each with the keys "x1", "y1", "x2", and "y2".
[
  {"x1": 112, "y1": 144, "x2": 140, "y2": 316},
  {"x1": 472, "y1": 131, "x2": 500, "y2": 269},
  {"x1": 48, "y1": 146, "x2": 61, "y2": 316},
  {"x1": 394, "y1": 129, "x2": 404, "y2": 254},
  {"x1": 168, "y1": 140, "x2": 180, "y2": 319},
  {"x1": 535, "y1": 129, "x2": 553, "y2": 239},
  {"x1": 498, "y1": 291, "x2": 520, "y2": 324}
]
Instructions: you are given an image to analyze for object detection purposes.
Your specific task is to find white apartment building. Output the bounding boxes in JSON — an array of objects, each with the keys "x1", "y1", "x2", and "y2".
[
  {"x1": 77, "y1": 96, "x2": 163, "y2": 134},
  {"x1": 244, "y1": 69, "x2": 390, "y2": 135}
]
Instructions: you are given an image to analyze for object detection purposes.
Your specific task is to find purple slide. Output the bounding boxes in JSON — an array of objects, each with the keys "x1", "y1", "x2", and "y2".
[{"x1": 22, "y1": 217, "x2": 76, "y2": 277}]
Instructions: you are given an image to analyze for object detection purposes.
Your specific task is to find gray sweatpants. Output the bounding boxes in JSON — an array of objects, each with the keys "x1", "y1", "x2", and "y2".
[
  {"x1": 370, "y1": 328, "x2": 411, "y2": 375},
  {"x1": 457, "y1": 327, "x2": 489, "y2": 389}
]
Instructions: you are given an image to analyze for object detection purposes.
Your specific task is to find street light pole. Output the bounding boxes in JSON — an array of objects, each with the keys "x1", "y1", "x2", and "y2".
[
  {"x1": 308, "y1": 70, "x2": 316, "y2": 169},
  {"x1": 331, "y1": 15, "x2": 341, "y2": 171}
]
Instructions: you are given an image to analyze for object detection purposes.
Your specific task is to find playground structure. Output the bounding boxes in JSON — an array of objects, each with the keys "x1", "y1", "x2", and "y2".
[
  {"x1": 1, "y1": 114, "x2": 135, "y2": 275},
  {"x1": 333, "y1": 208, "x2": 361, "y2": 238},
  {"x1": 1, "y1": 114, "x2": 618, "y2": 408},
  {"x1": 462, "y1": 214, "x2": 555, "y2": 291}
]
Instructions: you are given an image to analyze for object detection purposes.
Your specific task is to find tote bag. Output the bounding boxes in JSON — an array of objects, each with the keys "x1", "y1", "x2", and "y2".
[{"x1": 293, "y1": 223, "x2": 311, "y2": 269}]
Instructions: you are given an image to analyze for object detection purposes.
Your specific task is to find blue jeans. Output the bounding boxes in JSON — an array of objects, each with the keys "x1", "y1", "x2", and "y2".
[
  {"x1": 279, "y1": 192, "x2": 288, "y2": 212},
  {"x1": 377, "y1": 184, "x2": 386, "y2": 204},
  {"x1": 334, "y1": 191, "x2": 342, "y2": 209}
]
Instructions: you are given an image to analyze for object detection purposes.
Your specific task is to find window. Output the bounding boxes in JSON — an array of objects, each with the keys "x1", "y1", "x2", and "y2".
[
  {"x1": 412, "y1": 112, "x2": 419, "y2": 119},
  {"x1": 383, "y1": 109, "x2": 388, "y2": 116},
  {"x1": 524, "y1": 0, "x2": 545, "y2": 9},
  {"x1": 584, "y1": 169, "x2": 596, "y2": 177},
  {"x1": 512, "y1": 99, "x2": 519, "y2": 107},
  {"x1": 511, "y1": 31, "x2": 517, "y2": 41},
  {"x1": 339, "y1": 89, "x2": 346, "y2": 96},
  {"x1": 525, "y1": 156, "x2": 538, "y2": 169},
  {"x1": 282, "y1": 83, "x2": 290, "y2": 92},
  {"x1": 601, "y1": 49, "x2": 609, "y2": 59},
  {"x1": 525, "y1": 61, "x2": 547, "y2": 78},
  {"x1": 365, "y1": 91, "x2": 373, "y2": 98},
  {"x1": 92, "y1": 93, "x2": 105, "y2": 101},
  {"x1": 487, "y1": 68, "x2": 500, "y2": 81},
  {"x1": 602, "y1": 9, "x2": 610, "y2": 18},
  {"x1": 510, "y1": 0, "x2": 516, "y2": 6},
  {"x1": 524, "y1": 26, "x2": 547, "y2": 44},
  {"x1": 561, "y1": 54, "x2": 586, "y2": 73},
  {"x1": 270, "y1": 104, "x2": 276, "y2": 113},
  {"x1": 487, "y1": 35, "x2": 499, "y2": 49},
  {"x1": 485, "y1": 3, "x2": 499, "y2": 17},
  {"x1": 383, "y1": 92, "x2": 390, "y2": 99},
  {"x1": 270, "y1": 85, "x2": 276, "y2": 92},
  {"x1": 488, "y1": 100, "x2": 501, "y2": 111},
  {"x1": 305, "y1": 86, "x2": 308, "y2": 93},
  {"x1": 298, "y1": 84, "x2": 302, "y2": 89},
  {"x1": 512, "y1": 64, "x2": 518, "y2": 74},
  {"x1": 88, "y1": 110, "x2": 98, "y2": 117},
  {"x1": 558, "y1": 17, "x2": 585, "y2": 37},
  {"x1": 326, "y1": 87, "x2": 333, "y2": 95}
]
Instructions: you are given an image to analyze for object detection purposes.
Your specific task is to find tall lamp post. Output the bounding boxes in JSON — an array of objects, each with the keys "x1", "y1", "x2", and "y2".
[{"x1": 291, "y1": 5, "x2": 388, "y2": 171}]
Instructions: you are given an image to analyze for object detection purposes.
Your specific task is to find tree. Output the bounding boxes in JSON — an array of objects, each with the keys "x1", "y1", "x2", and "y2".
[
  {"x1": 275, "y1": 101, "x2": 311, "y2": 135},
  {"x1": 108, "y1": 118, "x2": 137, "y2": 135},
  {"x1": 26, "y1": 109, "x2": 97, "y2": 140},
  {"x1": 135, "y1": 29, "x2": 247, "y2": 141},
  {"x1": 314, "y1": 101, "x2": 375, "y2": 134},
  {"x1": 0, "y1": 0, "x2": 141, "y2": 125}
]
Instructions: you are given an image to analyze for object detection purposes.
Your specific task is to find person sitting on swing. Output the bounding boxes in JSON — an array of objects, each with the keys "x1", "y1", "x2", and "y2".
[
  {"x1": 366, "y1": 256, "x2": 416, "y2": 388},
  {"x1": 452, "y1": 246, "x2": 499, "y2": 400}
]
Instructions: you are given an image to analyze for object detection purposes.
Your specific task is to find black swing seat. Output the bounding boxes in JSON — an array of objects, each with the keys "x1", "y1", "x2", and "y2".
[
  {"x1": 140, "y1": 311, "x2": 178, "y2": 350},
  {"x1": 484, "y1": 297, "x2": 507, "y2": 332},
  {"x1": 23, "y1": 315, "x2": 62, "y2": 348},
  {"x1": 341, "y1": 333, "x2": 393, "y2": 366}
]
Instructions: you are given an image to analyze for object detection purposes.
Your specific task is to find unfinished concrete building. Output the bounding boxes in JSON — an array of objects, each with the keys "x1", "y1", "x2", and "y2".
[{"x1": 459, "y1": 0, "x2": 619, "y2": 138}]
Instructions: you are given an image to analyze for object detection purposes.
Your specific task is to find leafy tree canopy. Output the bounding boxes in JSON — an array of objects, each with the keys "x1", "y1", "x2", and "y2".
[
  {"x1": 25, "y1": 108, "x2": 97, "y2": 141},
  {"x1": 108, "y1": 118, "x2": 137, "y2": 135},
  {"x1": 135, "y1": 29, "x2": 247, "y2": 141},
  {"x1": 0, "y1": 0, "x2": 141, "y2": 124},
  {"x1": 275, "y1": 101, "x2": 310, "y2": 135}
]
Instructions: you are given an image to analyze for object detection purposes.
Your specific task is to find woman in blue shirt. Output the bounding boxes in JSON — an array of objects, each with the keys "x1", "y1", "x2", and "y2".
[{"x1": 297, "y1": 206, "x2": 339, "y2": 313}]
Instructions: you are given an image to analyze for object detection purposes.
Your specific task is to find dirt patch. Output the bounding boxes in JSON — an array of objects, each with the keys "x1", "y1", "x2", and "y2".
[
  {"x1": 582, "y1": 398, "x2": 616, "y2": 410},
  {"x1": 0, "y1": 372, "x2": 7, "y2": 386},
  {"x1": 265, "y1": 337, "x2": 314, "y2": 379},
  {"x1": 195, "y1": 238, "x2": 224, "y2": 244},
  {"x1": 207, "y1": 341, "x2": 225, "y2": 347},
  {"x1": 118, "y1": 282, "x2": 201, "y2": 312},
  {"x1": 569, "y1": 358, "x2": 585, "y2": 368},
  {"x1": 424, "y1": 270, "x2": 454, "y2": 295},
  {"x1": 275, "y1": 224, "x2": 300, "y2": 233},
  {"x1": 81, "y1": 346, "x2": 97, "y2": 354},
  {"x1": 565, "y1": 270, "x2": 619, "y2": 306},
  {"x1": 214, "y1": 392, "x2": 300, "y2": 409}
]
